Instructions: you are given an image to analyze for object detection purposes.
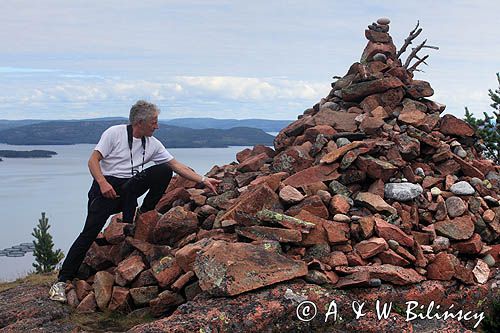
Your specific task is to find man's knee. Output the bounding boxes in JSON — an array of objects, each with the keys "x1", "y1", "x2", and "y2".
[{"x1": 149, "y1": 163, "x2": 173, "y2": 183}]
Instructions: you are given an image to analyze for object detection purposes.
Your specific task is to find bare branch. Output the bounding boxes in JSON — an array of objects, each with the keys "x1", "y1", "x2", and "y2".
[
  {"x1": 397, "y1": 21, "x2": 422, "y2": 59},
  {"x1": 422, "y1": 45, "x2": 440, "y2": 50},
  {"x1": 414, "y1": 55, "x2": 429, "y2": 66},
  {"x1": 408, "y1": 54, "x2": 430, "y2": 72}
]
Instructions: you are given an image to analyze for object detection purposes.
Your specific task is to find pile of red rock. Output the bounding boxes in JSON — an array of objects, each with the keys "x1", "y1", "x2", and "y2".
[{"x1": 64, "y1": 19, "x2": 500, "y2": 317}]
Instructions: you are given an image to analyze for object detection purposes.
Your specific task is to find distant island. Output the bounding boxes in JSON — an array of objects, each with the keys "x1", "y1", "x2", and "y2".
[
  {"x1": 0, "y1": 119, "x2": 278, "y2": 147},
  {"x1": 0, "y1": 150, "x2": 57, "y2": 158}
]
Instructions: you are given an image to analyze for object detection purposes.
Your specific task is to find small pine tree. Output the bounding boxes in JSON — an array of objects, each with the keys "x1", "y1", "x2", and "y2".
[
  {"x1": 32, "y1": 212, "x2": 64, "y2": 273},
  {"x1": 464, "y1": 73, "x2": 500, "y2": 164}
]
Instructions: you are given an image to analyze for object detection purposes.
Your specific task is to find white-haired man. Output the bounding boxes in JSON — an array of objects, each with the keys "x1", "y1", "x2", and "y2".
[{"x1": 49, "y1": 100, "x2": 220, "y2": 302}]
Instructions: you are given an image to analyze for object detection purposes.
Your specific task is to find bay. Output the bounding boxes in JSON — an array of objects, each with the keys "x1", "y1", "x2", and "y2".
[{"x1": 0, "y1": 143, "x2": 250, "y2": 281}]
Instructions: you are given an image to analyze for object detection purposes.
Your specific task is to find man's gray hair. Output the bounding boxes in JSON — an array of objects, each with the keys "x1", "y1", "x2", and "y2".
[{"x1": 129, "y1": 100, "x2": 160, "y2": 125}]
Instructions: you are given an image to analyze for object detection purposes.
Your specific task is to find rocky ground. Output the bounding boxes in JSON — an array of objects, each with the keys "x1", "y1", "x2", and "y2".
[
  {"x1": 1, "y1": 272, "x2": 499, "y2": 332},
  {"x1": 3, "y1": 17, "x2": 500, "y2": 333}
]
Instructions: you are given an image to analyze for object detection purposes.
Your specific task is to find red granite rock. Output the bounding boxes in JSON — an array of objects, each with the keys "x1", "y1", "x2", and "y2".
[
  {"x1": 149, "y1": 290, "x2": 185, "y2": 317},
  {"x1": 335, "y1": 264, "x2": 425, "y2": 285},
  {"x1": 131, "y1": 269, "x2": 158, "y2": 288},
  {"x1": 320, "y1": 141, "x2": 364, "y2": 164},
  {"x1": 282, "y1": 164, "x2": 340, "y2": 187},
  {"x1": 323, "y1": 220, "x2": 350, "y2": 244},
  {"x1": 237, "y1": 152, "x2": 268, "y2": 172},
  {"x1": 451, "y1": 234, "x2": 483, "y2": 254},
  {"x1": 125, "y1": 237, "x2": 171, "y2": 264},
  {"x1": 406, "y1": 80, "x2": 434, "y2": 99},
  {"x1": 398, "y1": 109, "x2": 427, "y2": 127},
  {"x1": 378, "y1": 249, "x2": 410, "y2": 266},
  {"x1": 360, "y1": 116, "x2": 385, "y2": 134},
  {"x1": 434, "y1": 215, "x2": 475, "y2": 240},
  {"x1": 483, "y1": 209, "x2": 495, "y2": 223},
  {"x1": 354, "y1": 237, "x2": 388, "y2": 259},
  {"x1": 75, "y1": 292, "x2": 97, "y2": 313},
  {"x1": 440, "y1": 114, "x2": 475, "y2": 137},
  {"x1": 358, "y1": 216, "x2": 375, "y2": 239},
  {"x1": 75, "y1": 279, "x2": 93, "y2": 302},
  {"x1": 272, "y1": 145, "x2": 314, "y2": 174},
  {"x1": 356, "y1": 155, "x2": 398, "y2": 181},
  {"x1": 103, "y1": 221, "x2": 128, "y2": 244},
  {"x1": 194, "y1": 240, "x2": 307, "y2": 296},
  {"x1": 313, "y1": 109, "x2": 359, "y2": 132},
  {"x1": 279, "y1": 185, "x2": 304, "y2": 204},
  {"x1": 452, "y1": 155, "x2": 485, "y2": 179},
  {"x1": 130, "y1": 286, "x2": 159, "y2": 307},
  {"x1": 236, "y1": 148, "x2": 252, "y2": 163},
  {"x1": 250, "y1": 172, "x2": 288, "y2": 192},
  {"x1": 335, "y1": 271, "x2": 372, "y2": 288},
  {"x1": 153, "y1": 206, "x2": 199, "y2": 246},
  {"x1": 286, "y1": 195, "x2": 329, "y2": 219},
  {"x1": 134, "y1": 210, "x2": 161, "y2": 242},
  {"x1": 322, "y1": 251, "x2": 348, "y2": 267},
  {"x1": 374, "y1": 218, "x2": 414, "y2": 247},
  {"x1": 294, "y1": 210, "x2": 329, "y2": 245},
  {"x1": 66, "y1": 289, "x2": 79, "y2": 308},
  {"x1": 155, "y1": 187, "x2": 190, "y2": 213},
  {"x1": 329, "y1": 194, "x2": 351, "y2": 214},
  {"x1": 175, "y1": 239, "x2": 213, "y2": 273},
  {"x1": 83, "y1": 243, "x2": 114, "y2": 271},
  {"x1": 342, "y1": 77, "x2": 403, "y2": 102},
  {"x1": 171, "y1": 271, "x2": 196, "y2": 292},
  {"x1": 236, "y1": 226, "x2": 302, "y2": 243},
  {"x1": 115, "y1": 255, "x2": 146, "y2": 287},
  {"x1": 108, "y1": 286, "x2": 130, "y2": 312},
  {"x1": 151, "y1": 255, "x2": 182, "y2": 288},
  {"x1": 93, "y1": 271, "x2": 115, "y2": 310},
  {"x1": 218, "y1": 183, "x2": 280, "y2": 225},
  {"x1": 303, "y1": 125, "x2": 336, "y2": 142},
  {"x1": 426, "y1": 252, "x2": 456, "y2": 281},
  {"x1": 365, "y1": 29, "x2": 392, "y2": 43},
  {"x1": 360, "y1": 40, "x2": 397, "y2": 63},
  {"x1": 355, "y1": 192, "x2": 397, "y2": 214}
]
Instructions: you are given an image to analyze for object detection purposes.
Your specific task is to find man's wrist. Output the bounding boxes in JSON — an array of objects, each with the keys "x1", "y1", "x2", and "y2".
[
  {"x1": 200, "y1": 176, "x2": 206, "y2": 182},
  {"x1": 96, "y1": 177, "x2": 107, "y2": 186}
]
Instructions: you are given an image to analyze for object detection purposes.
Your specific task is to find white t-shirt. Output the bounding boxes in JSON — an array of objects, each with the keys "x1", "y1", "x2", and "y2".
[{"x1": 95, "y1": 124, "x2": 174, "y2": 178}]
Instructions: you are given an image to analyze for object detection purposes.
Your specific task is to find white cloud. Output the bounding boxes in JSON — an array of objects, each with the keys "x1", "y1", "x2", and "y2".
[
  {"x1": 176, "y1": 76, "x2": 328, "y2": 101},
  {"x1": 2, "y1": 75, "x2": 328, "y2": 107}
]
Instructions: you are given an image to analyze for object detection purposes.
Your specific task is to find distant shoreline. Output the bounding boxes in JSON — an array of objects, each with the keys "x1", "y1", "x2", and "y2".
[{"x1": 0, "y1": 150, "x2": 57, "y2": 158}]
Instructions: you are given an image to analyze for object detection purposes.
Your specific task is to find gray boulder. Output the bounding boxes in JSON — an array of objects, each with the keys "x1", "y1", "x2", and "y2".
[{"x1": 384, "y1": 183, "x2": 423, "y2": 201}]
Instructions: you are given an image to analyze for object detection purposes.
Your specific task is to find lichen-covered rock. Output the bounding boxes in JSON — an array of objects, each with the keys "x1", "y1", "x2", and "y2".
[{"x1": 194, "y1": 240, "x2": 307, "y2": 296}]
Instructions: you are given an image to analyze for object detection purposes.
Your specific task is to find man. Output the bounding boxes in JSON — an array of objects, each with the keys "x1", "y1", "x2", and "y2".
[{"x1": 49, "y1": 100, "x2": 220, "y2": 302}]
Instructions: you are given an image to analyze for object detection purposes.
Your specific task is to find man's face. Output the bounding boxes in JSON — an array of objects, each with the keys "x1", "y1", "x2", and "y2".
[{"x1": 140, "y1": 113, "x2": 159, "y2": 137}]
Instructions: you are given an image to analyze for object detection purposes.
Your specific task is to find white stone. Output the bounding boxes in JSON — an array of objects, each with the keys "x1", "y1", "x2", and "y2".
[
  {"x1": 333, "y1": 214, "x2": 350, "y2": 223},
  {"x1": 472, "y1": 259, "x2": 490, "y2": 284},
  {"x1": 430, "y1": 187, "x2": 442, "y2": 196},
  {"x1": 414, "y1": 167, "x2": 425, "y2": 177},
  {"x1": 450, "y1": 181, "x2": 475, "y2": 195},
  {"x1": 377, "y1": 17, "x2": 391, "y2": 25}
]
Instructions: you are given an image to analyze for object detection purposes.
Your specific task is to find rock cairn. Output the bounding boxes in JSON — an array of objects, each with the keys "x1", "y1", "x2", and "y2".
[{"x1": 64, "y1": 19, "x2": 500, "y2": 316}]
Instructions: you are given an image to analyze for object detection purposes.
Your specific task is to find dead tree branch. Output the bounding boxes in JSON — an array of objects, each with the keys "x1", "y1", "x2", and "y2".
[
  {"x1": 403, "y1": 39, "x2": 439, "y2": 68},
  {"x1": 397, "y1": 21, "x2": 422, "y2": 59},
  {"x1": 408, "y1": 54, "x2": 429, "y2": 72}
]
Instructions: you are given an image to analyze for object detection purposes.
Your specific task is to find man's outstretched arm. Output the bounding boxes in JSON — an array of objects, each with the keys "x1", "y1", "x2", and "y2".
[
  {"x1": 88, "y1": 150, "x2": 118, "y2": 199},
  {"x1": 166, "y1": 158, "x2": 220, "y2": 194}
]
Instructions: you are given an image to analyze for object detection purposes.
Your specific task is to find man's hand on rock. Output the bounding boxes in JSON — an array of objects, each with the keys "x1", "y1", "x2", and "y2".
[{"x1": 203, "y1": 177, "x2": 221, "y2": 194}]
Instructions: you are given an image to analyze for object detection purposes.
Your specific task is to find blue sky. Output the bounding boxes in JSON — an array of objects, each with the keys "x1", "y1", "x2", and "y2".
[{"x1": 0, "y1": 0, "x2": 499, "y2": 120}]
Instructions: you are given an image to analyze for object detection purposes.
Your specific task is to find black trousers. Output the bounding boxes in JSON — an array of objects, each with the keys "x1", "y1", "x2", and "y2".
[{"x1": 58, "y1": 163, "x2": 173, "y2": 282}]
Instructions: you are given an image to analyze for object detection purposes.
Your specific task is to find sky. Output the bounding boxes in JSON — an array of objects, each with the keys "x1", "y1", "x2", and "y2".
[{"x1": 0, "y1": 0, "x2": 499, "y2": 120}]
